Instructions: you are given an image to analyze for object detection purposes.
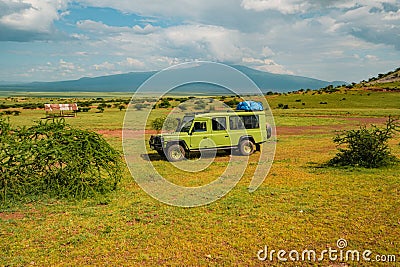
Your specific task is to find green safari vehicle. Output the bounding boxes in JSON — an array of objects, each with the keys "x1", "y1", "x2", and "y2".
[{"x1": 149, "y1": 111, "x2": 272, "y2": 162}]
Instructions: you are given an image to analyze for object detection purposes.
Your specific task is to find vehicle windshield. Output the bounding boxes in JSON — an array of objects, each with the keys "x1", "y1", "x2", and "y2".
[{"x1": 177, "y1": 115, "x2": 194, "y2": 132}]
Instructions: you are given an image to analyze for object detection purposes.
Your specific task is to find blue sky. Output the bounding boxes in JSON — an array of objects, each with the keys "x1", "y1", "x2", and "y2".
[{"x1": 0, "y1": 0, "x2": 399, "y2": 83}]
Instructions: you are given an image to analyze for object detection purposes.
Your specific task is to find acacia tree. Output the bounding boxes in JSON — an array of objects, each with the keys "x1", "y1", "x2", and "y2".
[
  {"x1": 328, "y1": 117, "x2": 399, "y2": 168},
  {"x1": 0, "y1": 118, "x2": 122, "y2": 203}
]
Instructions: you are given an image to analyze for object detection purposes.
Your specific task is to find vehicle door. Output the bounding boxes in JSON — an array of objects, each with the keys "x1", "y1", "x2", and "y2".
[
  {"x1": 228, "y1": 115, "x2": 245, "y2": 145},
  {"x1": 209, "y1": 117, "x2": 230, "y2": 147},
  {"x1": 189, "y1": 119, "x2": 214, "y2": 149}
]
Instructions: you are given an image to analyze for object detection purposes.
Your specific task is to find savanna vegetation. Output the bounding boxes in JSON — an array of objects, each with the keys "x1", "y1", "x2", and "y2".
[
  {"x1": 328, "y1": 116, "x2": 400, "y2": 168},
  {"x1": 0, "y1": 118, "x2": 122, "y2": 204},
  {"x1": 0, "y1": 83, "x2": 399, "y2": 265}
]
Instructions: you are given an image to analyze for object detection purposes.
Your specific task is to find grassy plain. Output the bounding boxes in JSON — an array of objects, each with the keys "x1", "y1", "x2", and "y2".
[{"x1": 0, "y1": 90, "x2": 399, "y2": 266}]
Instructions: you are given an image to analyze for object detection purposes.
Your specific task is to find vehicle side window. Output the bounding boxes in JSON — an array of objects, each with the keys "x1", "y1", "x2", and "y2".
[
  {"x1": 240, "y1": 115, "x2": 259, "y2": 129},
  {"x1": 229, "y1": 116, "x2": 244, "y2": 130},
  {"x1": 230, "y1": 115, "x2": 259, "y2": 130},
  {"x1": 212, "y1": 117, "x2": 226, "y2": 131},
  {"x1": 193, "y1": 121, "x2": 207, "y2": 132}
]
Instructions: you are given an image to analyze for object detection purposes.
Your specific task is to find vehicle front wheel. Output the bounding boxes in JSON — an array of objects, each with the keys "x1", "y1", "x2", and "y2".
[
  {"x1": 238, "y1": 139, "x2": 255, "y2": 156},
  {"x1": 165, "y1": 144, "x2": 186, "y2": 162}
]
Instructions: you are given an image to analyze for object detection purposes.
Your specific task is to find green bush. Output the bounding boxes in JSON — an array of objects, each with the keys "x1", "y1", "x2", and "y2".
[
  {"x1": 151, "y1": 116, "x2": 178, "y2": 132},
  {"x1": 277, "y1": 103, "x2": 289, "y2": 109},
  {"x1": 0, "y1": 118, "x2": 122, "y2": 203},
  {"x1": 158, "y1": 99, "x2": 171, "y2": 108},
  {"x1": 328, "y1": 117, "x2": 399, "y2": 168},
  {"x1": 151, "y1": 116, "x2": 166, "y2": 133},
  {"x1": 224, "y1": 99, "x2": 240, "y2": 108}
]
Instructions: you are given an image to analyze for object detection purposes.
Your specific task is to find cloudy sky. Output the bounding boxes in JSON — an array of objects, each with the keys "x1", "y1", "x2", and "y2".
[{"x1": 0, "y1": 0, "x2": 399, "y2": 83}]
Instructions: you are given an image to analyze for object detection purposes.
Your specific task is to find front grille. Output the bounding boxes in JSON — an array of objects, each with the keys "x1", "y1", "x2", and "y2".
[{"x1": 149, "y1": 135, "x2": 163, "y2": 149}]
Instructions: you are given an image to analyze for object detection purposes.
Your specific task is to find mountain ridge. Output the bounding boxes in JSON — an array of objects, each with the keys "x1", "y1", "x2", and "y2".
[{"x1": 0, "y1": 65, "x2": 345, "y2": 94}]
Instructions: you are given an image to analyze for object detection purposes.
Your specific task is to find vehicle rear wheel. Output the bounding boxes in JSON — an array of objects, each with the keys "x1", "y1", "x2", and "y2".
[
  {"x1": 238, "y1": 139, "x2": 255, "y2": 156},
  {"x1": 166, "y1": 144, "x2": 186, "y2": 162}
]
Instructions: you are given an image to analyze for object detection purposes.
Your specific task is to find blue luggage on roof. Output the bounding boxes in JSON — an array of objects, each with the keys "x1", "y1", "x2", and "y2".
[{"x1": 236, "y1": 101, "x2": 263, "y2": 111}]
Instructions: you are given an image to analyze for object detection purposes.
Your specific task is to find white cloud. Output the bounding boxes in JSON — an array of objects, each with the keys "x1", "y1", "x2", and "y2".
[
  {"x1": 242, "y1": 57, "x2": 294, "y2": 74},
  {"x1": 93, "y1": 61, "x2": 115, "y2": 71},
  {"x1": 132, "y1": 24, "x2": 159, "y2": 34},
  {"x1": 58, "y1": 59, "x2": 85, "y2": 75},
  {"x1": 118, "y1": 57, "x2": 145, "y2": 68},
  {"x1": 24, "y1": 58, "x2": 85, "y2": 80},
  {"x1": 383, "y1": 10, "x2": 400, "y2": 20},
  {"x1": 152, "y1": 56, "x2": 185, "y2": 67},
  {"x1": 79, "y1": 0, "x2": 232, "y2": 19},
  {"x1": 75, "y1": 51, "x2": 89, "y2": 56},
  {"x1": 365, "y1": 54, "x2": 379, "y2": 61},
  {"x1": 74, "y1": 21, "x2": 274, "y2": 70},
  {"x1": 0, "y1": 0, "x2": 32, "y2": 17},
  {"x1": 241, "y1": 0, "x2": 310, "y2": 14},
  {"x1": 76, "y1": 19, "x2": 159, "y2": 35},
  {"x1": 77, "y1": 19, "x2": 125, "y2": 34},
  {"x1": 334, "y1": 2, "x2": 400, "y2": 49},
  {"x1": 1, "y1": 0, "x2": 399, "y2": 83},
  {"x1": 163, "y1": 24, "x2": 248, "y2": 62},
  {"x1": 0, "y1": 0, "x2": 70, "y2": 40}
]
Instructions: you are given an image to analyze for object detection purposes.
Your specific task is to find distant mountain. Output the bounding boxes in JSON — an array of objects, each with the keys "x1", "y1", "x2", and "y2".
[
  {"x1": 0, "y1": 81, "x2": 25, "y2": 85},
  {"x1": 0, "y1": 65, "x2": 345, "y2": 94},
  {"x1": 231, "y1": 65, "x2": 345, "y2": 92},
  {"x1": 9, "y1": 71, "x2": 157, "y2": 92}
]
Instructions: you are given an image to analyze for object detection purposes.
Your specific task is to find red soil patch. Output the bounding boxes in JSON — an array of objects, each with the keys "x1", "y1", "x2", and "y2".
[
  {"x1": 96, "y1": 129, "x2": 122, "y2": 138},
  {"x1": 0, "y1": 212, "x2": 24, "y2": 220},
  {"x1": 96, "y1": 129, "x2": 157, "y2": 138}
]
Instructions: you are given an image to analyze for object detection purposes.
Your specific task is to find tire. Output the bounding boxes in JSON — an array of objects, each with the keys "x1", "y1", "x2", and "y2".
[
  {"x1": 238, "y1": 139, "x2": 255, "y2": 156},
  {"x1": 266, "y1": 124, "x2": 272, "y2": 139},
  {"x1": 165, "y1": 144, "x2": 186, "y2": 162}
]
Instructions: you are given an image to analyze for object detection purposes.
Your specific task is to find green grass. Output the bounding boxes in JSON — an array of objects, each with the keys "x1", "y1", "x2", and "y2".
[
  {"x1": 5, "y1": 109, "x2": 126, "y2": 130},
  {"x1": 372, "y1": 81, "x2": 400, "y2": 90},
  {"x1": 1, "y1": 91, "x2": 400, "y2": 266},
  {"x1": 266, "y1": 91, "x2": 400, "y2": 109}
]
